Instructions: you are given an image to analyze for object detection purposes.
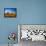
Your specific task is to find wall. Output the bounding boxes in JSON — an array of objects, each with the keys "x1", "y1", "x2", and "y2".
[
  {"x1": 19, "y1": 0, "x2": 46, "y2": 24},
  {"x1": 0, "y1": 0, "x2": 46, "y2": 45},
  {"x1": 0, "y1": 0, "x2": 19, "y2": 44}
]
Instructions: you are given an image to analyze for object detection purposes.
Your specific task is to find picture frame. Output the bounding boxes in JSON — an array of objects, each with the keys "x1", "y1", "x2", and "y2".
[{"x1": 4, "y1": 8, "x2": 17, "y2": 18}]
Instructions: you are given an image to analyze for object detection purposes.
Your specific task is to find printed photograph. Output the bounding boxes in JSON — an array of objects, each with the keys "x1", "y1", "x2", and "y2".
[{"x1": 4, "y1": 8, "x2": 17, "y2": 17}]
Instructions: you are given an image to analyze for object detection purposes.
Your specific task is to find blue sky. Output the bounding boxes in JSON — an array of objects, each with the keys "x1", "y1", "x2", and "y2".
[{"x1": 4, "y1": 8, "x2": 17, "y2": 13}]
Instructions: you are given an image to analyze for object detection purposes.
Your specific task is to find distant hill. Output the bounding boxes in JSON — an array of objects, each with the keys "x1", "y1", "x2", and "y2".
[{"x1": 4, "y1": 12, "x2": 16, "y2": 17}]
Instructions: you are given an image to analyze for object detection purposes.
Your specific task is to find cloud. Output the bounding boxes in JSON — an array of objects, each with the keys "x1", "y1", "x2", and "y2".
[{"x1": 5, "y1": 10, "x2": 16, "y2": 14}]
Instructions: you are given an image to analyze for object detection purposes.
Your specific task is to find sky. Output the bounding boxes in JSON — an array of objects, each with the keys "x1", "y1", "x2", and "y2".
[{"x1": 4, "y1": 8, "x2": 17, "y2": 13}]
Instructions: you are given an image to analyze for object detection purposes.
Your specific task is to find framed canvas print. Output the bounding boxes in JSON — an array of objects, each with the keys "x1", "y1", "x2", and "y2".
[{"x1": 4, "y1": 8, "x2": 17, "y2": 17}]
